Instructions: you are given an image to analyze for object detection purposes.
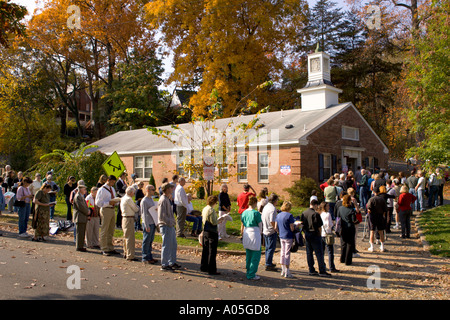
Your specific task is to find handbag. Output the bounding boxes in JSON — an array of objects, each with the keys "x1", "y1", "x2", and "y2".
[
  {"x1": 14, "y1": 199, "x2": 26, "y2": 207},
  {"x1": 325, "y1": 232, "x2": 335, "y2": 245}
]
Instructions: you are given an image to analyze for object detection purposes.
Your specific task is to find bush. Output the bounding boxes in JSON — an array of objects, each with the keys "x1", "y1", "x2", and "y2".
[{"x1": 284, "y1": 177, "x2": 324, "y2": 207}]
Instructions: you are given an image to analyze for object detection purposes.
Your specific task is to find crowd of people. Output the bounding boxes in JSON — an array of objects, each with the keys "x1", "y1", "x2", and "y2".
[{"x1": 0, "y1": 164, "x2": 447, "y2": 281}]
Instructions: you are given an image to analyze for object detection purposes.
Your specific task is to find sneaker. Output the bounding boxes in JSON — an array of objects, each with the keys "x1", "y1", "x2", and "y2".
[
  {"x1": 161, "y1": 265, "x2": 173, "y2": 271},
  {"x1": 284, "y1": 271, "x2": 294, "y2": 278},
  {"x1": 319, "y1": 272, "x2": 332, "y2": 278},
  {"x1": 308, "y1": 271, "x2": 319, "y2": 276},
  {"x1": 18, "y1": 232, "x2": 30, "y2": 238},
  {"x1": 368, "y1": 246, "x2": 374, "y2": 252},
  {"x1": 250, "y1": 275, "x2": 261, "y2": 280},
  {"x1": 169, "y1": 263, "x2": 182, "y2": 269},
  {"x1": 353, "y1": 253, "x2": 361, "y2": 258}
]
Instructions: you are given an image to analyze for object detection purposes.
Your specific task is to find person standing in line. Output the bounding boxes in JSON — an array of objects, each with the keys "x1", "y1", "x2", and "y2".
[
  {"x1": 358, "y1": 169, "x2": 369, "y2": 211},
  {"x1": 96, "y1": 175, "x2": 120, "y2": 256},
  {"x1": 174, "y1": 177, "x2": 189, "y2": 237},
  {"x1": 120, "y1": 186, "x2": 140, "y2": 261},
  {"x1": 0, "y1": 177, "x2": 5, "y2": 217},
  {"x1": 241, "y1": 196, "x2": 263, "y2": 280},
  {"x1": 366, "y1": 187, "x2": 388, "y2": 252},
  {"x1": 323, "y1": 179, "x2": 337, "y2": 220},
  {"x1": 63, "y1": 176, "x2": 77, "y2": 221},
  {"x1": 186, "y1": 193, "x2": 203, "y2": 236},
  {"x1": 237, "y1": 184, "x2": 256, "y2": 215},
  {"x1": 170, "y1": 175, "x2": 179, "y2": 214},
  {"x1": 85, "y1": 187, "x2": 100, "y2": 249},
  {"x1": 319, "y1": 202, "x2": 339, "y2": 272},
  {"x1": 300, "y1": 199, "x2": 331, "y2": 277},
  {"x1": 115, "y1": 172, "x2": 128, "y2": 228},
  {"x1": 96, "y1": 175, "x2": 108, "y2": 188},
  {"x1": 141, "y1": 184, "x2": 158, "y2": 264},
  {"x1": 406, "y1": 170, "x2": 418, "y2": 211},
  {"x1": 16, "y1": 177, "x2": 34, "y2": 238},
  {"x1": 427, "y1": 169, "x2": 440, "y2": 208},
  {"x1": 32, "y1": 183, "x2": 55, "y2": 242},
  {"x1": 415, "y1": 170, "x2": 426, "y2": 213},
  {"x1": 158, "y1": 182, "x2": 180, "y2": 271},
  {"x1": 45, "y1": 174, "x2": 59, "y2": 221},
  {"x1": 29, "y1": 173, "x2": 43, "y2": 220},
  {"x1": 134, "y1": 181, "x2": 145, "y2": 231},
  {"x1": 436, "y1": 168, "x2": 444, "y2": 206},
  {"x1": 397, "y1": 186, "x2": 417, "y2": 239},
  {"x1": 275, "y1": 201, "x2": 295, "y2": 278},
  {"x1": 218, "y1": 184, "x2": 232, "y2": 240},
  {"x1": 261, "y1": 193, "x2": 279, "y2": 271},
  {"x1": 337, "y1": 195, "x2": 359, "y2": 265},
  {"x1": 73, "y1": 182, "x2": 90, "y2": 252},
  {"x1": 200, "y1": 195, "x2": 220, "y2": 275}
]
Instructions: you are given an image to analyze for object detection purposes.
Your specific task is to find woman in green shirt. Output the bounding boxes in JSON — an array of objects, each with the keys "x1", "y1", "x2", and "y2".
[{"x1": 241, "y1": 196, "x2": 263, "y2": 280}]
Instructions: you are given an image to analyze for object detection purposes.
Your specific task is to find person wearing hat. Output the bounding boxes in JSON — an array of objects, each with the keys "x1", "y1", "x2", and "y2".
[{"x1": 73, "y1": 181, "x2": 90, "y2": 252}]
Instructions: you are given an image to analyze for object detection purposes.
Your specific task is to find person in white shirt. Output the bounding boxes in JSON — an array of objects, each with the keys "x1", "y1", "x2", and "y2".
[
  {"x1": 96, "y1": 175, "x2": 120, "y2": 256},
  {"x1": 261, "y1": 193, "x2": 279, "y2": 271},
  {"x1": 319, "y1": 202, "x2": 338, "y2": 273},
  {"x1": 120, "y1": 187, "x2": 140, "y2": 261},
  {"x1": 415, "y1": 170, "x2": 426, "y2": 212},
  {"x1": 174, "y1": 177, "x2": 189, "y2": 237}
]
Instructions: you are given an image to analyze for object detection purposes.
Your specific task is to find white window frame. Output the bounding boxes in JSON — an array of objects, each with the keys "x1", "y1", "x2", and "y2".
[
  {"x1": 342, "y1": 126, "x2": 360, "y2": 141},
  {"x1": 258, "y1": 153, "x2": 269, "y2": 183},
  {"x1": 219, "y1": 165, "x2": 229, "y2": 182},
  {"x1": 237, "y1": 154, "x2": 248, "y2": 183},
  {"x1": 134, "y1": 156, "x2": 153, "y2": 179}
]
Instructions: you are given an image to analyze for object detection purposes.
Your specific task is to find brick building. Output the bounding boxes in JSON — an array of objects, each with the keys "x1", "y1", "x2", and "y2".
[{"x1": 87, "y1": 50, "x2": 389, "y2": 199}]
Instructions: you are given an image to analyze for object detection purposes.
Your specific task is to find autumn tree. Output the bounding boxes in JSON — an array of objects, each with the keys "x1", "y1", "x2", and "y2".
[
  {"x1": 145, "y1": 0, "x2": 309, "y2": 117},
  {"x1": 0, "y1": 0, "x2": 27, "y2": 48}
]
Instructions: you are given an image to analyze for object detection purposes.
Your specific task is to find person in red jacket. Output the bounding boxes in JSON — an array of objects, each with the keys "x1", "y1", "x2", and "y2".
[
  {"x1": 237, "y1": 184, "x2": 256, "y2": 214},
  {"x1": 397, "y1": 186, "x2": 417, "y2": 239}
]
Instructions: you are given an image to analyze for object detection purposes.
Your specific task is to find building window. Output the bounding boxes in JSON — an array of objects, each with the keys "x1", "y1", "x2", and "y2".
[
  {"x1": 323, "y1": 154, "x2": 331, "y2": 179},
  {"x1": 237, "y1": 154, "x2": 247, "y2": 182},
  {"x1": 176, "y1": 151, "x2": 186, "y2": 176},
  {"x1": 258, "y1": 153, "x2": 269, "y2": 183},
  {"x1": 135, "y1": 156, "x2": 152, "y2": 179},
  {"x1": 342, "y1": 126, "x2": 359, "y2": 141},
  {"x1": 219, "y1": 165, "x2": 229, "y2": 182}
]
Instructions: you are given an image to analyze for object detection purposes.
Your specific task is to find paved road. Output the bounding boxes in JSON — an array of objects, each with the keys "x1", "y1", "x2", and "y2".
[{"x1": 0, "y1": 214, "x2": 449, "y2": 301}]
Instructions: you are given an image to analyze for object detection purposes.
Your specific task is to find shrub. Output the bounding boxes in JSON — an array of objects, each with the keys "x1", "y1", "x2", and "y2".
[{"x1": 284, "y1": 177, "x2": 323, "y2": 207}]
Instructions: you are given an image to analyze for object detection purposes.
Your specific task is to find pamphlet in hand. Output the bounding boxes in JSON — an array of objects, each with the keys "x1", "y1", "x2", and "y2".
[
  {"x1": 111, "y1": 197, "x2": 122, "y2": 203},
  {"x1": 148, "y1": 206, "x2": 159, "y2": 225},
  {"x1": 218, "y1": 213, "x2": 232, "y2": 223},
  {"x1": 49, "y1": 201, "x2": 57, "y2": 206}
]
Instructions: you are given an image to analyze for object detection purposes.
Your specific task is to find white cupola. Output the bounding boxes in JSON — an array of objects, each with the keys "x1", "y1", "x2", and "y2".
[{"x1": 297, "y1": 45, "x2": 342, "y2": 111}]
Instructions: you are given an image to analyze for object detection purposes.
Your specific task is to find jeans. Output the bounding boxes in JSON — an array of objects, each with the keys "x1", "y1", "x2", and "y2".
[
  {"x1": 142, "y1": 224, "x2": 156, "y2": 262},
  {"x1": 160, "y1": 225, "x2": 177, "y2": 267},
  {"x1": 328, "y1": 202, "x2": 336, "y2": 220},
  {"x1": 18, "y1": 203, "x2": 31, "y2": 234},
  {"x1": 264, "y1": 232, "x2": 278, "y2": 266},
  {"x1": 409, "y1": 188, "x2": 417, "y2": 211},
  {"x1": 49, "y1": 194, "x2": 56, "y2": 219},
  {"x1": 359, "y1": 186, "x2": 368, "y2": 210},
  {"x1": 304, "y1": 231, "x2": 326, "y2": 274},
  {"x1": 321, "y1": 237, "x2": 336, "y2": 270},
  {"x1": 417, "y1": 189, "x2": 425, "y2": 211},
  {"x1": 186, "y1": 215, "x2": 202, "y2": 232},
  {"x1": 428, "y1": 185, "x2": 438, "y2": 208}
]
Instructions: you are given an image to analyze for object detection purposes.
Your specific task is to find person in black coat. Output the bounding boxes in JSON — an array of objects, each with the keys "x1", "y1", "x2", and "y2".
[{"x1": 337, "y1": 195, "x2": 359, "y2": 265}]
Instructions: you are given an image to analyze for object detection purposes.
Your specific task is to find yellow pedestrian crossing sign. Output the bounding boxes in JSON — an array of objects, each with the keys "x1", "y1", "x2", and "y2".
[{"x1": 102, "y1": 151, "x2": 126, "y2": 177}]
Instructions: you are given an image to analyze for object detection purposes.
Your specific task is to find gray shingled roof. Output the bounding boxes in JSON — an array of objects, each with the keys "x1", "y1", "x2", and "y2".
[{"x1": 87, "y1": 102, "x2": 353, "y2": 155}]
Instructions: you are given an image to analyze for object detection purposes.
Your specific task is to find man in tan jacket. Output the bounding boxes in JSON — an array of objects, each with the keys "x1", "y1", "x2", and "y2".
[
  {"x1": 73, "y1": 182, "x2": 90, "y2": 252},
  {"x1": 120, "y1": 186, "x2": 140, "y2": 261}
]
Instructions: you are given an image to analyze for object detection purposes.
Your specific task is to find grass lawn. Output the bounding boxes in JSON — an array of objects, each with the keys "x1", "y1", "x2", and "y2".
[
  {"x1": 1, "y1": 198, "x2": 307, "y2": 252},
  {"x1": 418, "y1": 204, "x2": 450, "y2": 258}
]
